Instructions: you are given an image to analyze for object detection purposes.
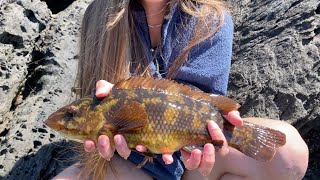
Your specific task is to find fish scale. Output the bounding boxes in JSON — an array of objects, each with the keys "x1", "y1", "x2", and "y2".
[
  {"x1": 45, "y1": 77, "x2": 286, "y2": 162},
  {"x1": 103, "y1": 89, "x2": 216, "y2": 153},
  {"x1": 129, "y1": 90, "x2": 213, "y2": 131}
]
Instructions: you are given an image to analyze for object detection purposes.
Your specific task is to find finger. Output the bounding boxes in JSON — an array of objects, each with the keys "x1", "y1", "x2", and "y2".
[
  {"x1": 95, "y1": 80, "x2": 114, "y2": 98},
  {"x1": 97, "y1": 135, "x2": 114, "y2": 160},
  {"x1": 182, "y1": 149, "x2": 202, "y2": 170},
  {"x1": 222, "y1": 110, "x2": 243, "y2": 126},
  {"x1": 114, "y1": 135, "x2": 131, "y2": 159},
  {"x1": 135, "y1": 145, "x2": 148, "y2": 152},
  {"x1": 181, "y1": 149, "x2": 191, "y2": 162},
  {"x1": 207, "y1": 121, "x2": 229, "y2": 156},
  {"x1": 83, "y1": 139, "x2": 96, "y2": 152},
  {"x1": 198, "y1": 144, "x2": 215, "y2": 176},
  {"x1": 162, "y1": 153, "x2": 174, "y2": 164}
]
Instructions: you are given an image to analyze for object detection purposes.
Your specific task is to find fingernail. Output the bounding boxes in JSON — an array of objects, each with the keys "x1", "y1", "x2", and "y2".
[
  {"x1": 208, "y1": 121, "x2": 218, "y2": 131},
  {"x1": 136, "y1": 145, "x2": 146, "y2": 152},
  {"x1": 96, "y1": 88, "x2": 105, "y2": 96},
  {"x1": 212, "y1": 122, "x2": 219, "y2": 129},
  {"x1": 164, "y1": 159, "x2": 171, "y2": 165},
  {"x1": 136, "y1": 146, "x2": 142, "y2": 151},
  {"x1": 84, "y1": 141, "x2": 94, "y2": 152},
  {"x1": 204, "y1": 146, "x2": 211, "y2": 154},
  {"x1": 115, "y1": 135, "x2": 122, "y2": 144},
  {"x1": 164, "y1": 156, "x2": 173, "y2": 165},
  {"x1": 98, "y1": 137, "x2": 107, "y2": 146},
  {"x1": 164, "y1": 158, "x2": 170, "y2": 165}
]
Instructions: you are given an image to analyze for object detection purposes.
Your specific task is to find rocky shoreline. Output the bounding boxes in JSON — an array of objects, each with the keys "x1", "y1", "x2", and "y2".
[{"x1": 0, "y1": 0, "x2": 319, "y2": 179}]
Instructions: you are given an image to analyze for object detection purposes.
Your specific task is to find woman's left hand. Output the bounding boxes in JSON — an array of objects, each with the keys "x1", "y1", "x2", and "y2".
[{"x1": 180, "y1": 111, "x2": 242, "y2": 176}]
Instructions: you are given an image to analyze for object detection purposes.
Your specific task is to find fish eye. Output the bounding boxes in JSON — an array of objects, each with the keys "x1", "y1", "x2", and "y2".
[{"x1": 64, "y1": 105, "x2": 79, "y2": 120}]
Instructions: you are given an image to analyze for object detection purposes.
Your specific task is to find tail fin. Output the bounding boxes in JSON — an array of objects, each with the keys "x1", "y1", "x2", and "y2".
[{"x1": 224, "y1": 121, "x2": 286, "y2": 161}]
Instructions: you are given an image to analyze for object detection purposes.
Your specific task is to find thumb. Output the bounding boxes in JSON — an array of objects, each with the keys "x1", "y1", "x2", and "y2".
[{"x1": 95, "y1": 80, "x2": 114, "y2": 98}]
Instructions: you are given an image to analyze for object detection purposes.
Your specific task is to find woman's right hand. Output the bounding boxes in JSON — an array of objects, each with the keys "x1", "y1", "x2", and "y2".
[
  {"x1": 83, "y1": 80, "x2": 133, "y2": 160},
  {"x1": 84, "y1": 134, "x2": 132, "y2": 160}
]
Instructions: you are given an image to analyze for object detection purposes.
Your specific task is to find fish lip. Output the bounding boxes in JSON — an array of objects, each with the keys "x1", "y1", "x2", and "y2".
[
  {"x1": 43, "y1": 119, "x2": 51, "y2": 127},
  {"x1": 44, "y1": 118, "x2": 56, "y2": 129},
  {"x1": 44, "y1": 114, "x2": 62, "y2": 130}
]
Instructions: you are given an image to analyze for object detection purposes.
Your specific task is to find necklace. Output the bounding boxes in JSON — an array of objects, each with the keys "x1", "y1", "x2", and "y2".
[
  {"x1": 148, "y1": 23, "x2": 163, "y2": 28},
  {"x1": 144, "y1": 2, "x2": 170, "y2": 17}
]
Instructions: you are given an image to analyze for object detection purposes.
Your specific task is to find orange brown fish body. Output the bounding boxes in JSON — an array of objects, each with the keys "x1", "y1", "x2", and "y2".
[{"x1": 45, "y1": 77, "x2": 286, "y2": 162}]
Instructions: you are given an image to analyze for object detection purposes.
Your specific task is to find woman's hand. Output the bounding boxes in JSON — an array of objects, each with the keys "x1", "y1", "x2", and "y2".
[
  {"x1": 84, "y1": 80, "x2": 157, "y2": 160},
  {"x1": 181, "y1": 111, "x2": 243, "y2": 176},
  {"x1": 84, "y1": 80, "x2": 243, "y2": 172},
  {"x1": 84, "y1": 80, "x2": 132, "y2": 159}
]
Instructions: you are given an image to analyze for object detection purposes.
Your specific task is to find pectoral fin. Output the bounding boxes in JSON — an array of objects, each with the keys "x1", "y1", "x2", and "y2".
[{"x1": 109, "y1": 101, "x2": 149, "y2": 132}]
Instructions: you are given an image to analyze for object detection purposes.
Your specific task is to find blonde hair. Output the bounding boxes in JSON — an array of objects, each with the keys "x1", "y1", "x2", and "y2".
[{"x1": 77, "y1": 0, "x2": 227, "y2": 179}]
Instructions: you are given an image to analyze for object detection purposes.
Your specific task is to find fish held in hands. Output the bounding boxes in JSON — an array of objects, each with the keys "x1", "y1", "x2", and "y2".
[{"x1": 44, "y1": 77, "x2": 286, "y2": 162}]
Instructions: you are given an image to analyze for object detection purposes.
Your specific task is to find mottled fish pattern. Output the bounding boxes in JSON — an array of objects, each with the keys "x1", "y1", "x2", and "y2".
[{"x1": 45, "y1": 77, "x2": 286, "y2": 162}]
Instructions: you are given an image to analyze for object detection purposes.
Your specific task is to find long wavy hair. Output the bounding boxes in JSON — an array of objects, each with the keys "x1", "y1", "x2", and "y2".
[
  {"x1": 77, "y1": 0, "x2": 227, "y2": 97},
  {"x1": 76, "y1": 0, "x2": 228, "y2": 179}
]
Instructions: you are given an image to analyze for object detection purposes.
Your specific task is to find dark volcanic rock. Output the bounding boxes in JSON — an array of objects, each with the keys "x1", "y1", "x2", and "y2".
[
  {"x1": 304, "y1": 128, "x2": 320, "y2": 179},
  {"x1": 0, "y1": 0, "x2": 91, "y2": 179},
  {"x1": 0, "y1": 0, "x2": 319, "y2": 179},
  {"x1": 227, "y1": 0, "x2": 320, "y2": 179}
]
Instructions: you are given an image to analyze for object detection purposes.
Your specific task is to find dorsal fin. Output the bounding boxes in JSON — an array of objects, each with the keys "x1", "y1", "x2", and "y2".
[{"x1": 114, "y1": 77, "x2": 241, "y2": 112}]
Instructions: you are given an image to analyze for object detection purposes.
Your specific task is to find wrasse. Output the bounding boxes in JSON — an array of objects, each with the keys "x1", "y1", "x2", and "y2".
[{"x1": 45, "y1": 77, "x2": 286, "y2": 162}]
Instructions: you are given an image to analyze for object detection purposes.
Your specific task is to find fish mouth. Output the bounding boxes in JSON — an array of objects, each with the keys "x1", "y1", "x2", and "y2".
[
  {"x1": 44, "y1": 119, "x2": 55, "y2": 129},
  {"x1": 44, "y1": 114, "x2": 64, "y2": 131}
]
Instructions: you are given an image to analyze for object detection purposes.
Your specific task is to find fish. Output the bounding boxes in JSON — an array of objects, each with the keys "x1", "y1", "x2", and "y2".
[{"x1": 44, "y1": 76, "x2": 286, "y2": 162}]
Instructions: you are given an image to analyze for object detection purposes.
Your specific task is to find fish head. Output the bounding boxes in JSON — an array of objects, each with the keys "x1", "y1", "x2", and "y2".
[{"x1": 44, "y1": 97, "x2": 104, "y2": 142}]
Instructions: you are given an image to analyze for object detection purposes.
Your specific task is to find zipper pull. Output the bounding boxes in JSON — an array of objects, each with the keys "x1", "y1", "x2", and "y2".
[{"x1": 150, "y1": 48, "x2": 155, "y2": 54}]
